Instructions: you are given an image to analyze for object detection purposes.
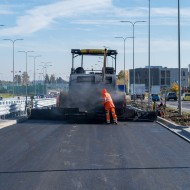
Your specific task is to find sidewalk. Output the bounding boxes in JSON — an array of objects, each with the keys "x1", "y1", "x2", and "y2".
[{"x1": 0, "y1": 116, "x2": 28, "y2": 130}]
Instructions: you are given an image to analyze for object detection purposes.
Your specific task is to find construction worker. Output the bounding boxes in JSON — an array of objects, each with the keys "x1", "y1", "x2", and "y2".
[{"x1": 101, "y1": 88, "x2": 118, "y2": 124}]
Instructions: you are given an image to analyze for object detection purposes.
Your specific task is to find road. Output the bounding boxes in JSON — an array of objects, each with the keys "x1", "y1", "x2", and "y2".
[
  {"x1": 166, "y1": 100, "x2": 190, "y2": 112},
  {"x1": 1, "y1": 120, "x2": 190, "y2": 189}
]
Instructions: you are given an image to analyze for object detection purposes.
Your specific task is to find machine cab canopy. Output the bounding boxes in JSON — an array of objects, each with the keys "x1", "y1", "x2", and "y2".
[
  {"x1": 71, "y1": 49, "x2": 117, "y2": 56},
  {"x1": 71, "y1": 48, "x2": 118, "y2": 75}
]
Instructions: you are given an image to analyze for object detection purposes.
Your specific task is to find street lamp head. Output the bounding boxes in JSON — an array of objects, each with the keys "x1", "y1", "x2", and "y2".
[
  {"x1": 3, "y1": 38, "x2": 24, "y2": 42},
  {"x1": 115, "y1": 36, "x2": 133, "y2": 40},
  {"x1": 18, "y1": 50, "x2": 34, "y2": 53},
  {"x1": 120, "y1": 20, "x2": 146, "y2": 25},
  {"x1": 29, "y1": 55, "x2": 41, "y2": 58},
  {"x1": 41, "y1": 61, "x2": 51, "y2": 64}
]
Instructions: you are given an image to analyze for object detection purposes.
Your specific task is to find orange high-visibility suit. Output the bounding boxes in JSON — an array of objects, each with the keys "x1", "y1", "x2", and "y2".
[{"x1": 102, "y1": 89, "x2": 117, "y2": 124}]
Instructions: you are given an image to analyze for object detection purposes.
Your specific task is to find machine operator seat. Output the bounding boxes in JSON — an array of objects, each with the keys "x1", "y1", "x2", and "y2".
[
  {"x1": 104, "y1": 67, "x2": 114, "y2": 74},
  {"x1": 75, "y1": 67, "x2": 85, "y2": 74}
]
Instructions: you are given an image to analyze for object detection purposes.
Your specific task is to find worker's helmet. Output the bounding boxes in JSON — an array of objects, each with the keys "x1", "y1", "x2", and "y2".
[{"x1": 102, "y1": 88, "x2": 107, "y2": 95}]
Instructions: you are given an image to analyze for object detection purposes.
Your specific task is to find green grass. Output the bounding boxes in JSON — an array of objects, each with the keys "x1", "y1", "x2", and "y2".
[{"x1": 0, "y1": 93, "x2": 13, "y2": 98}]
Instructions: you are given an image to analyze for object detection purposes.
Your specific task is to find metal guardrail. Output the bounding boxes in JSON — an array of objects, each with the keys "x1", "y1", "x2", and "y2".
[
  {"x1": 33, "y1": 98, "x2": 56, "y2": 108},
  {"x1": 0, "y1": 100, "x2": 26, "y2": 118},
  {"x1": 0, "y1": 98, "x2": 56, "y2": 119}
]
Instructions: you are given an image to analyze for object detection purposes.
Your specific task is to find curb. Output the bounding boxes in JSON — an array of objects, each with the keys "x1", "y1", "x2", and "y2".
[
  {"x1": 0, "y1": 116, "x2": 28, "y2": 130},
  {"x1": 156, "y1": 116, "x2": 190, "y2": 143}
]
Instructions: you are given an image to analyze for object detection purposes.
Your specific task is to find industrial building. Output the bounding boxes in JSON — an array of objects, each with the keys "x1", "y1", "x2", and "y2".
[{"x1": 129, "y1": 66, "x2": 188, "y2": 91}]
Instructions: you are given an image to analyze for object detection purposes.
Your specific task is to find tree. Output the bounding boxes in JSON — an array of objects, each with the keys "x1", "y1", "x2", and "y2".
[
  {"x1": 22, "y1": 72, "x2": 30, "y2": 85},
  {"x1": 170, "y1": 82, "x2": 179, "y2": 93},
  {"x1": 117, "y1": 70, "x2": 129, "y2": 81},
  {"x1": 14, "y1": 75, "x2": 21, "y2": 85},
  {"x1": 56, "y1": 77, "x2": 64, "y2": 84},
  {"x1": 118, "y1": 70, "x2": 124, "y2": 80},
  {"x1": 117, "y1": 70, "x2": 129, "y2": 84},
  {"x1": 49, "y1": 74, "x2": 56, "y2": 84},
  {"x1": 44, "y1": 74, "x2": 50, "y2": 84}
]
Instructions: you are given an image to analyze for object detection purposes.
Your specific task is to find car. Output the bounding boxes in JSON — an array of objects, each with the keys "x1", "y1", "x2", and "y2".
[
  {"x1": 181, "y1": 93, "x2": 190, "y2": 101},
  {"x1": 151, "y1": 94, "x2": 160, "y2": 102},
  {"x1": 166, "y1": 92, "x2": 177, "y2": 101},
  {"x1": 39, "y1": 94, "x2": 45, "y2": 99},
  {"x1": 131, "y1": 94, "x2": 145, "y2": 100}
]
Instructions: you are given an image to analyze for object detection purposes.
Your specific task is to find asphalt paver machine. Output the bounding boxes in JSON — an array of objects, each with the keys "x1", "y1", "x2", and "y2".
[{"x1": 30, "y1": 49, "x2": 156, "y2": 122}]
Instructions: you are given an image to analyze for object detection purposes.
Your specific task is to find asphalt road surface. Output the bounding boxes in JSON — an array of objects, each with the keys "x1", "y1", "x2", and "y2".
[
  {"x1": 1, "y1": 120, "x2": 190, "y2": 190},
  {"x1": 166, "y1": 100, "x2": 190, "y2": 112}
]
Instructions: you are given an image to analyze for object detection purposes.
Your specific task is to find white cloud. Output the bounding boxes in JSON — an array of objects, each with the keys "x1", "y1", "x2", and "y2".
[
  {"x1": 1, "y1": 0, "x2": 190, "y2": 36},
  {"x1": 72, "y1": 6, "x2": 190, "y2": 27},
  {"x1": 0, "y1": 4, "x2": 15, "y2": 15},
  {"x1": 0, "y1": 0, "x2": 112, "y2": 36}
]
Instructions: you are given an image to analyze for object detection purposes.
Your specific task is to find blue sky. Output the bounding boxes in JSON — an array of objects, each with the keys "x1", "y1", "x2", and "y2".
[{"x1": 0, "y1": 0, "x2": 190, "y2": 81}]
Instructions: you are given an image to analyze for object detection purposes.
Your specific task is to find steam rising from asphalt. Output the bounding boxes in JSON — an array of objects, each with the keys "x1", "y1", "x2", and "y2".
[{"x1": 59, "y1": 82, "x2": 125, "y2": 113}]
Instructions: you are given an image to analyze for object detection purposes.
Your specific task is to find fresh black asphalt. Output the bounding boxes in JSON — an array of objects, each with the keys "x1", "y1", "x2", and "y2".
[{"x1": 0, "y1": 120, "x2": 190, "y2": 190}]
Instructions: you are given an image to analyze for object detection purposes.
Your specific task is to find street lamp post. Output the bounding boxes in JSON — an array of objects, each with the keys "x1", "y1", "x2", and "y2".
[
  {"x1": 121, "y1": 20, "x2": 146, "y2": 100},
  {"x1": 29, "y1": 55, "x2": 41, "y2": 96},
  {"x1": 178, "y1": 0, "x2": 182, "y2": 115},
  {"x1": 40, "y1": 62, "x2": 52, "y2": 95},
  {"x1": 148, "y1": 0, "x2": 151, "y2": 108},
  {"x1": 18, "y1": 50, "x2": 34, "y2": 109},
  {"x1": 115, "y1": 36, "x2": 133, "y2": 93},
  {"x1": 4, "y1": 39, "x2": 23, "y2": 97},
  {"x1": 41, "y1": 62, "x2": 52, "y2": 77},
  {"x1": 39, "y1": 66, "x2": 46, "y2": 95}
]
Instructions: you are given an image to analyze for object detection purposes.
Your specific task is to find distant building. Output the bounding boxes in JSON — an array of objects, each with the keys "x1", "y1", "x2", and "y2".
[{"x1": 129, "y1": 66, "x2": 188, "y2": 91}]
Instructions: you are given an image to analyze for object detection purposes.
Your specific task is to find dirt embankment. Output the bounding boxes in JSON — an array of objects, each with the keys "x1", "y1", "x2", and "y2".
[{"x1": 131, "y1": 99, "x2": 190, "y2": 126}]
